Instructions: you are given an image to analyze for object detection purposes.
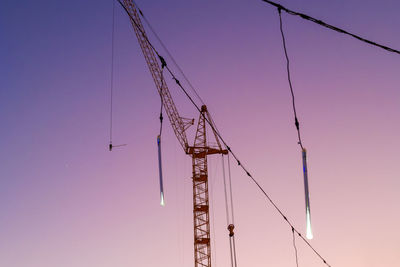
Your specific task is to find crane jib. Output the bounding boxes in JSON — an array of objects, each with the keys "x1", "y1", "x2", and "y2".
[
  {"x1": 121, "y1": 0, "x2": 189, "y2": 152},
  {"x1": 119, "y1": 2, "x2": 228, "y2": 266}
]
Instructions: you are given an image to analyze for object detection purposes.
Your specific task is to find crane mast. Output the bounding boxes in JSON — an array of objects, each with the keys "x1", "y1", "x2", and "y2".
[
  {"x1": 189, "y1": 105, "x2": 228, "y2": 267},
  {"x1": 121, "y1": 1, "x2": 227, "y2": 266}
]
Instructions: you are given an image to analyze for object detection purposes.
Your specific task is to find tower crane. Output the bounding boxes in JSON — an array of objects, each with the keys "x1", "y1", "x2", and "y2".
[{"x1": 119, "y1": 1, "x2": 228, "y2": 266}]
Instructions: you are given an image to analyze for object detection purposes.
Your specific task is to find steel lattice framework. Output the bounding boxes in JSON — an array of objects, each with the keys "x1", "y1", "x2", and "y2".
[
  {"x1": 189, "y1": 105, "x2": 227, "y2": 266},
  {"x1": 192, "y1": 108, "x2": 211, "y2": 266},
  {"x1": 122, "y1": 0, "x2": 190, "y2": 152},
  {"x1": 121, "y1": 2, "x2": 227, "y2": 266}
]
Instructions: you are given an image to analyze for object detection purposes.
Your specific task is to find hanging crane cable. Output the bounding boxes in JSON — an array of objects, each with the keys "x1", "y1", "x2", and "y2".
[
  {"x1": 116, "y1": 1, "x2": 330, "y2": 266},
  {"x1": 157, "y1": 68, "x2": 165, "y2": 206},
  {"x1": 292, "y1": 227, "x2": 299, "y2": 267},
  {"x1": 277, "y1": 8, "x2": 304, "y2": 150},
  {"x1": 227, "y1": 153, "x2": 235, "y2": 227},
  {"x1": 108, "y1": 1, "x2": 127, "y2": 151},
  {"x1": 109, "y1": 0, "x2": 115, "y2": 151},
  {"x1": 163, "y1": 37, "x2": 332, "y2": 267},
  {"x1": 221, "y1": 154, "x2": 237, "y2": 267},
  {"x1": 261, "y1": 0, "x2": 400, "y2": 55},
  {"x1": 277, "y1": 7, "x2": 314, "y2": 240},
  {"x1": 223, "y1": 153, "x2": 238, "y2": 267}
]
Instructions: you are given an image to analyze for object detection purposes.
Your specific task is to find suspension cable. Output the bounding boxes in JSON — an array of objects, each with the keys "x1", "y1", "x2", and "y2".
[
  {"x1": 232, "y1": 234, "x2": 238, "y2": 267},
  {"x1": 159, "y1": 68, "x2": 165, "y2": 136},
  {"x1": 222, "y1": 155, "x2": 234, "y2": 267},
  {"x1": 167, "y1": 50, "x2": 331, "y2": 267},
  {"x1": 108, "y1": 1, "x2": 127, "y2": 151},
  {"x1": 117, "y1": 1, "x2": 330, "y2": 266},
  {"x1": 222, "y1": 154, "x2": 238, "y2": 267},
  {"x1": 221, "y1": 155, "x2": 231, "y2": 226},
  {"x1": 261, "y1": 0, "x2": 400, "y2": 55},
  {"x1": 132, "y1": 0, "x2": 206, "y2": 105},
  {"x1": 278, "y1": 8, "x2": 304, "y2": 150},
  {"x1": 209, "y1": 160, "x2": 219, "y2": 267},
  {"x1": 292, "y1": 227, "x2": 299, "y2": 267},
  {"x1": 165, "y1": 49, "x2": 332, "y2": 267},
  {"x1": 109, "y1": 0, "x2": 116, "y2": 151},
  {"x1": 227, "y1": 153, "x2": 238, "y2": 267},
  {"x1": 227, "y1": 153, "x2": 235, "y2": 225}
]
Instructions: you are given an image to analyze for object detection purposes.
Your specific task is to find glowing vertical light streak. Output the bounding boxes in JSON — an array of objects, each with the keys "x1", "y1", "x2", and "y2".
[
  {"x1": 157, "y1": 135, "x2": 165, "y2": 206},
  {"x1": 302, "y1": 148, "x2": 313, "y2": 239}
]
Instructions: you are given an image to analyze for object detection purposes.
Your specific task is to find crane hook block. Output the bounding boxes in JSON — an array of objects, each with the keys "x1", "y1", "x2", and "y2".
[
  {"x1": 109, "y1": 143, "x2": 112, "y2": 151},
  {"x1": 227, "y1": 224, "x2": 235, "y2": 237}
]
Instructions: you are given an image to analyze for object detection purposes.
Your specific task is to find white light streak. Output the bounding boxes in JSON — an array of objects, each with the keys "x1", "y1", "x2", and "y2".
[
  {"x1": 306, "y1": 207, "x2": 313, "y2": 239},
  {"x1": 160, "y1": 192, "x2": 165, "y2": 206},
  {"x1": 157, "y1": 135, "x2": 165, "y2": 207}
]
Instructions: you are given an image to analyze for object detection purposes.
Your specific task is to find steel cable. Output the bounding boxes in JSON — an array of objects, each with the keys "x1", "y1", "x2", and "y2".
[
  {"x1": 262, "y1": 0, "x2": 400, "y2": 55},
  {"x1": 117, "y1": 1, "x2": 331, "y2": 266}
]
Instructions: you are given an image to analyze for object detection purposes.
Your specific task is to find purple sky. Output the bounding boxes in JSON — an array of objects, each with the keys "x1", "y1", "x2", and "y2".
[{"x1": 1, "y1": 0, "x2": 400, "y2": 266}]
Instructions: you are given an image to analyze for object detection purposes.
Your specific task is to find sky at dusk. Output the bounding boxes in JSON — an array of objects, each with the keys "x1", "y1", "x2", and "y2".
[{"x1": 1, "y1": 0, "x2": 400, "y2": 266}]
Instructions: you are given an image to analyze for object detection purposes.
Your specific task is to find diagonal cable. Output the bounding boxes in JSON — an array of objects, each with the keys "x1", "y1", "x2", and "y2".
[
  {"x1": 261, "y1": 0, "x2": 400, "y2": 55},
  {"x1": 277, "y1": 8, "x2": 304, "y2": 149},
  {"x1": 292, "y1": 227, "x2": 299, "y2": 267},
  {"x1": 117, "y1": 1, "x2": 331, "y2": 266},
  {"x1": 132, "y1": 0, "x2": 206, "y2": 105}
]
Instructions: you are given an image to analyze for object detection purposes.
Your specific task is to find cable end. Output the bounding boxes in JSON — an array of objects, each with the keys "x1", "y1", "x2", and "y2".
[{"x1": 160, "y1": 191, "x2": 165, "y2": 206}]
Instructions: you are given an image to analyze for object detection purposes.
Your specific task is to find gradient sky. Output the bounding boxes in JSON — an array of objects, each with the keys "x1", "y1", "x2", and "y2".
[{"x1": 1, "y1": 0, "x2": 400, "y2": 266}]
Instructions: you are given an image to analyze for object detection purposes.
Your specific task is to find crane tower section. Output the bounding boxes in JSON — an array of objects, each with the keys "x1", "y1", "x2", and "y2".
[
  {"x1": 120, "y1": 1, "x2": 228, "y2": 266},
  {"x1": 189, "y1": 106, "x2": 228, "y2": 267}
]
